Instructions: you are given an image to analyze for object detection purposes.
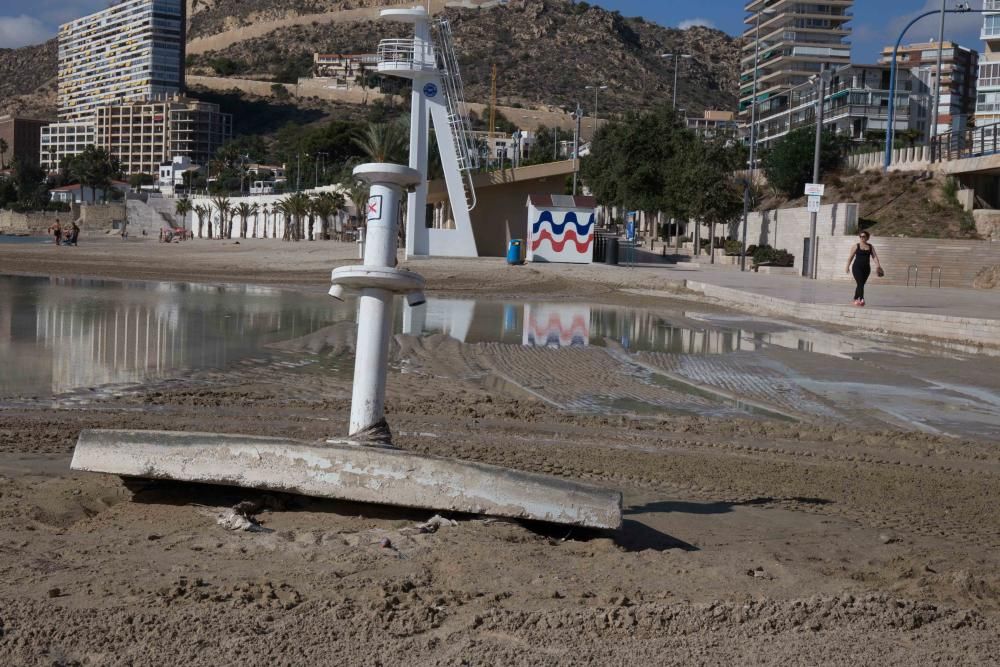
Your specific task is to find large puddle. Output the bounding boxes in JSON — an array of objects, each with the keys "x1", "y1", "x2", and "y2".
[{"x1": 1, "y1": 274, "x2": 998, "y2": 439}]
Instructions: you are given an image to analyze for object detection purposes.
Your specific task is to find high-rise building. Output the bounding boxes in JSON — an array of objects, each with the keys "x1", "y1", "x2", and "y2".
[
  {"x1": 976, "y1": 1, "x2": 1000, "y2": 126},
  {"x1": 57, "y1": 0, "x2": 185, "y2": 122},
  {"x1": 880, "y1": 42, "x2": 978, "y2": 138},
  {"x1": 740, "y1": 1, "x2": 854, "y2": 136}
]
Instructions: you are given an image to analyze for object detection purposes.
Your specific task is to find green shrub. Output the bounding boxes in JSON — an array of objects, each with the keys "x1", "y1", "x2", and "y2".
[
  {"x1": 724, "y1": 239, "x2": 743, "y2": 255},
  {"x1": 752, "y1": 245, "x2": 794, "y2": 267}
]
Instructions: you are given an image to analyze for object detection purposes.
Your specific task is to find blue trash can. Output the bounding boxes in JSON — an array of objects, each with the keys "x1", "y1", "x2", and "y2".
[{"x1": 507, "y1": 239, "x2": 524, "y2": 265}]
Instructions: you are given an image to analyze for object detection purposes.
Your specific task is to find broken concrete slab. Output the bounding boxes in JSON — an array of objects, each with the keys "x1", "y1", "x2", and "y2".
[{"x1": 71, "y1": 430, "x2": 622, "y2": 530}]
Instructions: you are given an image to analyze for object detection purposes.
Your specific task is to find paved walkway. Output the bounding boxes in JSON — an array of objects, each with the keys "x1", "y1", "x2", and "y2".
[
  {"x1": 619, "y1": 263, "x2": 1000, "y2": 348},
  {"x1": 688, "y1": 265, "x2": 1000, "y2": 322}
]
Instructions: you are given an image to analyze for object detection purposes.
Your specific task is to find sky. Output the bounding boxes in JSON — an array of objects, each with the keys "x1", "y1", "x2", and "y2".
[{"x1": 0, "y1": 0, "x2": 988, "y2": 59}]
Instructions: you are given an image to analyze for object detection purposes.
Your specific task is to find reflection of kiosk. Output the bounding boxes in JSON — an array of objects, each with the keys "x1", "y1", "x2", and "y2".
[
  {"x1": 526, "y1": 195, "x2": 596, "y2": 264},
  {"x1": 523, "y1": 303, "x2": 590, "y2": 348}
]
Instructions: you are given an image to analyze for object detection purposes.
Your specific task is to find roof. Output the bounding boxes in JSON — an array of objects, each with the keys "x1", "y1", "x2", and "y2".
[{"x1": 527, "y1": 194, "x2": 596, "y2": 209}]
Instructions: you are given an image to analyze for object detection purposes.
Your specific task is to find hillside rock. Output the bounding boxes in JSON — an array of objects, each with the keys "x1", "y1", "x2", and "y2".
[{"x1": 0, "y1": 39, "x2": 58, "y2": 118}]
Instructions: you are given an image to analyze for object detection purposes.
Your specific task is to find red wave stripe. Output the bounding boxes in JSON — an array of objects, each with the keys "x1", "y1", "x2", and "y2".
[{"x1": 531, "y1": 229, "x2": 594, "y2": 253}]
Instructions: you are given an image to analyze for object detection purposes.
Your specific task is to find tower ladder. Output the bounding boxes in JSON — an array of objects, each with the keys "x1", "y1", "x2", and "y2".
[{"x1": 432, "y1": 18, "x2": 478, "y2": 212}]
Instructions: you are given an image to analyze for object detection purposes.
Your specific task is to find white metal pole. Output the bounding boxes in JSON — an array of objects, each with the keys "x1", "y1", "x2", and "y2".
[
  {"x1": 929, "y1": 0, "x2": 947, "y2": 161},
  {"x1": 349, "y1": 175, "x2": 403, "y2": 437}
]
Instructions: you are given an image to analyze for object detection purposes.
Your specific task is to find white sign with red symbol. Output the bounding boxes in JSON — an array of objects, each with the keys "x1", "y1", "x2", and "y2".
[
  {"x1": 522, "y1": 303, "x2": 591, "y2": 348},
  {"x1": 366, "y1": 195, "x2": 383, "y2": 221}
]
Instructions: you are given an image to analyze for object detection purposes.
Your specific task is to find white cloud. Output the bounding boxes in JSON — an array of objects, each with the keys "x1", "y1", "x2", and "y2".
[
  {"x1": 678, "y1": 17, "x2": 717, "y2": 30},
  {"x1": 0, "y1": 15, "x2": 52, "y2": 48}
]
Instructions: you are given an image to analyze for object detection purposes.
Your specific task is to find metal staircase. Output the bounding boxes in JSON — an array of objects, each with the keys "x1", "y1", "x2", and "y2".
[{"x1": 432, "y1": 18, "x2": 478, "y2": 212}]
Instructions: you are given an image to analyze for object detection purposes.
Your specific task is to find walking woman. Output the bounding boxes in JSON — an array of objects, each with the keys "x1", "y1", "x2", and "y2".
[{"x1": 845, "y1": 231, "x2": 882, "y2": 307}]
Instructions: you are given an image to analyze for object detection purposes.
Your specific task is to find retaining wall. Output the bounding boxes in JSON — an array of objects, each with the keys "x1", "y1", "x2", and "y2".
[
  {"x1": 0, "y1": 209, "x2": 62, "y2": 235},
  {"x1": 817, "y1": 236, "x2": 1000, "y2": 288}
]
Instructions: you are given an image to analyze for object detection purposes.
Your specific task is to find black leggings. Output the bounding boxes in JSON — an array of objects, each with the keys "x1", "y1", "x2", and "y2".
[{"x1": 853, "y1": 264, "x2": 870, "y2": 300}]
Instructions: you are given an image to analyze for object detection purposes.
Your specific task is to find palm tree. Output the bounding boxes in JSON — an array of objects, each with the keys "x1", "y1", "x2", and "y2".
[
  {"x1": 353, "y1": 121, "x2": 408, "y2": 163},
  {"x1": 252, "y1": 203, "x2": 261, "y2": 238},
  {"x1": 281, "y1": 193, "x2": 311, "y2": 241},
  {"x1": 344, "y1": 177, "x2": 370, "y2": 238},
  {"x1": 310, "y1": 195, "x2": 333, "y2": 241},
  {"x1": 174, "y1": 198, "x2": 193, "y2": 235},
  {"x1": 234, "y1": 202, "x2": 255, "y2": 239},
  {"x1": 194, "y1": 204, "x2": 210, "y2": 239},
  {"x1": 274, "y1": 198, "x2": 291, "y2": 241},
  {"x1": 260, "y1": 203, "x2": 271, "y2": 238},
  {"x1": 211, "y1": 195, "x2": 231, "y2": 239}
]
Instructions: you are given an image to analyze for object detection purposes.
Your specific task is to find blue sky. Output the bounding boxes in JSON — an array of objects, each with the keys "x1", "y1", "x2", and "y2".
[{"x1": 0, "y1": 0, "x2": 987, "y2": 60}]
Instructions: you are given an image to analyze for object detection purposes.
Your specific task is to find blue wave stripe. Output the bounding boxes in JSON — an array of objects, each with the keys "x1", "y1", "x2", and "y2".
[{"x1": 532, "y1": 211, "x2": 595, "y2": 237}]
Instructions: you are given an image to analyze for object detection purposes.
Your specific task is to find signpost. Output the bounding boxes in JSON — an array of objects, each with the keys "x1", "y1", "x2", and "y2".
[
  {"x1": 807, "y1": 195, "x2": 822, "y2": 213},
  {"x1": 804, "y1": 183, "x2": 825, "y2": 197}
]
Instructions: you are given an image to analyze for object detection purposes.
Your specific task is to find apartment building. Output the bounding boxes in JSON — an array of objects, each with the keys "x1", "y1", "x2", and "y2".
[
  {"x1": 754, "y1": 64, "x2": 927, "y2": 150},
  {"x1": 976, "y1": 0, "x2": 1000, "y2": 126},
  {"x1": 740, "y1": 1, "x2": 854, "y2": 136},
  {"x1": 57, "y1": 0, "x2": 185, "y2": 122},
  {"x1": 39, "y1": 123, "x2": 98, "y2": 170},
  {"x1": 41, "y1": 97, "x2": 231, "y2": 175},
  {"x1": 879, "y1": 41, "x2": 978, "y2": 138}
]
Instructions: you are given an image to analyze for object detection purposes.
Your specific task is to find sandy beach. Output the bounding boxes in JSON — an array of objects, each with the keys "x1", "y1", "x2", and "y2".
[{"x1": 1, "y1": 237, "x2": 998, "y2": 665}]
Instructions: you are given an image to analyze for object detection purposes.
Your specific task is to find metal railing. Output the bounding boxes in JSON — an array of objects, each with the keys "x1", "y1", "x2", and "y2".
[
  {"x1": 930, "y1": 121, "x2": 1000, "y2": 162},
  {"x1": 432, "y1": 18, "x2": 479, "y2": 211},
  {"x1": 907, "y1": 265, "x2": 919, "y2": 287},
  {"x1": 375, "y1": 39, "x2": 438, "y2": 71},
  {"x1": 930, "y1": 266, "x2": 942, "y2": 289}
]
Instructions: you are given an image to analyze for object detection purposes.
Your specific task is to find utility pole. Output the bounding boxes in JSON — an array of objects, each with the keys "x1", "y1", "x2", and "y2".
[{"x1": 808, "y1": 68, "x2": 830, "y2": 280}]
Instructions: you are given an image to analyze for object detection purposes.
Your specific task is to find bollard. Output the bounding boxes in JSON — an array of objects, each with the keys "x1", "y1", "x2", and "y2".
[{"x1": 330, "y1": 163, "x2": 425, "y2": 446}]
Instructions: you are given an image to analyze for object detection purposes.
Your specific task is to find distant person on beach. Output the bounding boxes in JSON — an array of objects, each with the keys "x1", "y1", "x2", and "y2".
[
  {"x1": 49, "y1": 219, "x2": 62, "y2": 246},
  {"x1": 121, "y1": 224, "x2": 128, "y2": 241},
  {"x1": 68, "y1": 221, "x2": 80, "y2": 246},
  {"x1": 845, "y1": 231, "x2": 882, "y2": 307}
]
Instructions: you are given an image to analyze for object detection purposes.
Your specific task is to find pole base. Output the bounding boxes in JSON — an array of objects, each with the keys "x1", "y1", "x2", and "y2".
[{"x1": 71, "y1": 430, "x2": 623, "y2": 530}]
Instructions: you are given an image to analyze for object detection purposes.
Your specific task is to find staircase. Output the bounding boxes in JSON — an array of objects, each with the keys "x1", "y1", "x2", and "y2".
[
  {"x1": 432, "y1": 18, "x2": 478, "y2": 212},
  {"x1": 125, "y1": 197, "x2": 174, "y2": 236}
]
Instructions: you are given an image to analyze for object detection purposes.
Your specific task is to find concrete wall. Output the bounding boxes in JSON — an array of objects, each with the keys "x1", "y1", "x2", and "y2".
[
  {"x1": 817, "y1": 236, "x2": 1000, "y2": 288},
  {"x1": 736, "y1": 203, "x2": 859, "y2": 276},
  {"x1": 78, "y1": 203, "x2": 127, "y2": 230},
  {"x1": 0, "y1": 209, "x2": 62, "y2": 235},
  {"x1": 847, "y1": 147, "x2": 932, "y2": 173}
]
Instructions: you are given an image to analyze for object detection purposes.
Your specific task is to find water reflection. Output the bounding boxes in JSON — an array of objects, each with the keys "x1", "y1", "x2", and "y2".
[
  {"x1": 404, "y1": 300, "x2": 749, "y2": 355},
  {"x1": 0, "y1": 275, "x2": 336, "y2": 396}
]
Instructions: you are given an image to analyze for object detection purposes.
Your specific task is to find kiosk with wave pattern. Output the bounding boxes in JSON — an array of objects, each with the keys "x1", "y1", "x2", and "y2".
[{"x1": 525, "y1": 194, "x2": 597, "y2": 264}]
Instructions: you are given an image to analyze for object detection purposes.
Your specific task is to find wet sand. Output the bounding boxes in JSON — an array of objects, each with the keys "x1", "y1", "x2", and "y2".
[{"x1": 1, "y1": 238, "x2": 998, "y2": 664}]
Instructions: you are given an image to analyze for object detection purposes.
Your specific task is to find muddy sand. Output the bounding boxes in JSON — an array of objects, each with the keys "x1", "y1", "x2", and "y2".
[{"x1": 1, "y1": 238, "x2": 999, "y2": 665}]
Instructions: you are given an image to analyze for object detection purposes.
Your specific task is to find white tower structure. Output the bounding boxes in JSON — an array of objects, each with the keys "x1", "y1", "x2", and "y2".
[{"x1": 377, "y1": 7, "x2": 481, "y2": 258}]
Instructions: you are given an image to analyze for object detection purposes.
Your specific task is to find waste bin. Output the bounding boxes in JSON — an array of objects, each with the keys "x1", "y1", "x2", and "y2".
[
  {"x1": 507, "y1": 239, "x2": 524, "y2": 265},
  {"x1": 604, "y1": 237, "x2": 619, "y2": 266}
]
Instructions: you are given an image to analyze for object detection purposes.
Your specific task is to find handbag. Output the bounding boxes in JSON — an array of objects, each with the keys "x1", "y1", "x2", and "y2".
[{"x1": 876, "y1": 267, "x2": 885, "y2": 278}]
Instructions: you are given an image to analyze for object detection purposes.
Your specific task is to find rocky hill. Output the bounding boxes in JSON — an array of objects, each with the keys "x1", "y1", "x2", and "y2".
[
  {"x1": 0, "y1": 0, "x2": 740, "y2": 121},
  {"x1": 0, "y1": 39, "x2": 58, "y2": 118}
]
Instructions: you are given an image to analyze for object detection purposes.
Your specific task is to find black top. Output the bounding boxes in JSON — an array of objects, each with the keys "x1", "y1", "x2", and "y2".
[{"x1": 855, "y1": 244, "x2": 872, "y2": 270}]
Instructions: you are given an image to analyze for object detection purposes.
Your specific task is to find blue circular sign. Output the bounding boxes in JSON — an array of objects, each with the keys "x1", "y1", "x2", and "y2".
[{"x1": 423, "y1": 83, "x2": 438, "y2": 98}]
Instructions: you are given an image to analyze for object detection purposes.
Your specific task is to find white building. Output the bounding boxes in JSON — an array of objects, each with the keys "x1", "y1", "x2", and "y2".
[{"x1": 158, "y1": 156, "x2": 200, "y2": 192}]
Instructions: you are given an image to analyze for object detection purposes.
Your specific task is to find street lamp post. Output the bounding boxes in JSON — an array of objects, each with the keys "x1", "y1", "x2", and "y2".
[
  {"x1": 572, "y1": 103, "x2": 582, "y2": 196},
  {"x1": 585, "y1": 84, "x2": 608, "y2": 135},
  {"x1": 738, "y1": 6, "x2": 776, "y2": 272},
  {"x1": 808, "y1": 68, "x2": 832, "y2": 280},
  {"x1": 885, "y1": 4, "x2": 975, "y2": 171},
  {"x1": 661, "y1": 53, "x2": 692, "y2": 110}
]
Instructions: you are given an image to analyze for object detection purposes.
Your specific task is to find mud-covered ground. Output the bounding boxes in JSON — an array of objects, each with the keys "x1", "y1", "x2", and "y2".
[{"x1": 1, "y1": 239, "x2": 999, "y2": 664}]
